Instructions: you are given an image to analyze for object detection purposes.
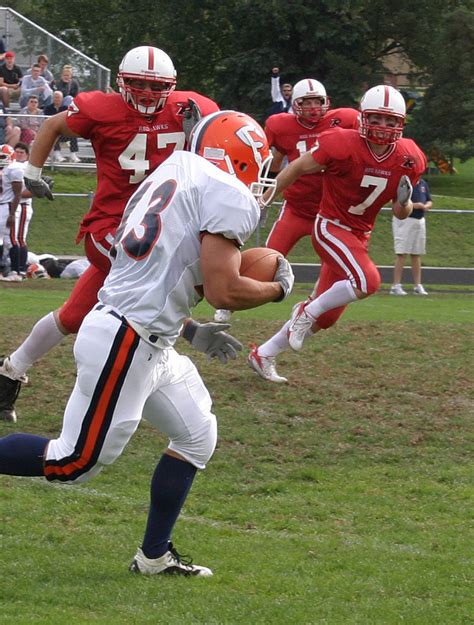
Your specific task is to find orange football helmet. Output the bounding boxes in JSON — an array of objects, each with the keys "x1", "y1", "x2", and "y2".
[
  {"x1": 189, "y1": 110, "x2": 276, "y2": 203},
  {"x1": 0, "y1": 144, "x2": 16, "y2": 164}
]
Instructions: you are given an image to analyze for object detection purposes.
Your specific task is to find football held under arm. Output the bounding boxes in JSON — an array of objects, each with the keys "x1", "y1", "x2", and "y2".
[{"x1": 200, "y1": 234, "x2": 284, "y2": 309}]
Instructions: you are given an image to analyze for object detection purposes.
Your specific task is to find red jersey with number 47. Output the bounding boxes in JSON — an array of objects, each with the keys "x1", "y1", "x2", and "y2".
[
  {"x1": 311, "y1": 127, "x2": 427, "y2": 233},
  {"x1": 66, "y1": 90, "x2": 219, "y2": 242},
  {"x1": 265, "y1": 108, "x2": 359, "y2": 218}
]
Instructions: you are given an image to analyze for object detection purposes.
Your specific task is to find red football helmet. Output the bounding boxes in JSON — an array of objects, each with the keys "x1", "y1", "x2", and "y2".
[
  {"x1": 0, "y1": 144, "x2": 16, "y2": 165},
  {"x1": 189, "y1": 110, "x2": 276, "y2": 203},
  {"x1": 359, "y1": 85, "x2": 406, "y2": 145},
  {"x1": 116, "y1": 46, "x2": 177, "y2": 115},
  {"x1": 292, "y1": 78, "x2": 330, "y2": 123}
]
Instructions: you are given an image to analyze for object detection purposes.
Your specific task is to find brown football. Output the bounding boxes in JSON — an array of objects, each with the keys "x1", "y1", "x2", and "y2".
[{"x1": 239, "y1": 247, "x2": 282, "y2": 281}]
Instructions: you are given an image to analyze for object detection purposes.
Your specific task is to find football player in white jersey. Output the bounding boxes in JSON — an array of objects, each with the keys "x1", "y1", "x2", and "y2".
[
  {"x1": 0, "y1": 111, "x2": 294, "y2": 576},
  {"x1": 0, "y1": 142, "x2": 33, "y2": 281}
]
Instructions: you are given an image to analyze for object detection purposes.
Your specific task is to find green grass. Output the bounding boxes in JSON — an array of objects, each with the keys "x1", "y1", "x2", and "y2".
[
  {"x1": 27, "y1": 161, "x2": 474, "y2": 267},
  {"x1": 1, "y1": 282, "x2": 473, "y2": 624}
]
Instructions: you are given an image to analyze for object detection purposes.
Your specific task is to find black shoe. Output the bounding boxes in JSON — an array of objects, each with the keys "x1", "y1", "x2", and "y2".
[{"x1": 0, "y1": 359, "x2": 24, "y2": 423}]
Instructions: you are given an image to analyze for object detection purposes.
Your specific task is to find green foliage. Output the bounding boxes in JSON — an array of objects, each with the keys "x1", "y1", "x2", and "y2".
[
  {"x1": 407, "y1": 6, "x2": 474, "y2": 161},
  {"x1": 15, "y1": 0, "x2": 471, "y2": 125}
]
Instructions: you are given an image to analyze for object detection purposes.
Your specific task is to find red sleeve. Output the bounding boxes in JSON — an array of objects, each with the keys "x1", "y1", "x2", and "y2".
[
  {"x1": 65, "y1": 92, "x2": 104, "y2": 138},
  {"x1": 310, "y1": 128, "x2": 349, "y2": 166}
]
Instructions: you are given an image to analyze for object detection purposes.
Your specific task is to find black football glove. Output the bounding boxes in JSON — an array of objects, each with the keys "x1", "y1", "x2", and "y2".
[
  {"x1": 183, "y1": 98, "x2": 203, "y2": 142},
  {"x1": 24, "y1": 176, "x2": 54, "y2": 200}
]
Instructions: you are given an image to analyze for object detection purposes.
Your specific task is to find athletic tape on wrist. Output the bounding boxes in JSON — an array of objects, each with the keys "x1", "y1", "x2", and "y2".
[{"x1": 24, "y1": 162, "x2": 43, "y2": 181}]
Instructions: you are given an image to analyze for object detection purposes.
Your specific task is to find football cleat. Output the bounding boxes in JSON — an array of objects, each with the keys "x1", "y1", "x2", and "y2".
[
  {"x1": 0, "y1": 271, "x2": 25, "y2": 282},
  {"x1": 287, "y1": 301, "x2": 315, "y2": 351},
  {"x1": 213, "y1": 309, "x2": 232, "y2": 323},
  {"x1": 129, "y1": 544, "x2": 212, "y2": 577},
  {"x1": 413, "y1": 284, "x2": 428, "y2": 295},
  {"x1": 0, "y1": 358, "x2": 28, "y2": 423},
  {"x1": 247, "y1": 343, "x2": 287, "y2": 383}
]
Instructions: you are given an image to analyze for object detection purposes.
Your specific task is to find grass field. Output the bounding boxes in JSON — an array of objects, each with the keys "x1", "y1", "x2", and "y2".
[
  {"x1": 1, "y1": 281, "x2": 473, "y2": 625},
  {"x1": 27, "y1": 160, "x2": 474, "y2": 268}
]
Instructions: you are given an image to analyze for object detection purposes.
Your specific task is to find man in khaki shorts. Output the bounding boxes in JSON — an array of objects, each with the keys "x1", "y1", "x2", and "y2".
[{"x1": 390, "y1": 177, "x2": 432, "y2": 296}]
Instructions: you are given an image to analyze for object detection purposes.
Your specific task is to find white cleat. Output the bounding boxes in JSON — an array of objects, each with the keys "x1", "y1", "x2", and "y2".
[
  {"x1": 0, "y1": 271, "x2": 25, "y2": 282},
  {"x1": 413, "y1": 284, "x2": 428, "y2": 295},
  {"x1": 288, "y1": 301, "x2": 315, "y2": 351},
  {"x1": 68, "y1": 152, "x2": 81, "y2": 163},
  {"x1": 214, "y1": 309, "x2": 232, "y2": 323},
  {"x1": 247, "y1": 344, "x2": 287, "y2": 383},
  {"x1": 129, "y1": 544, "x2": 212, "y2": 577},
  {"x1": 389, "y1": 284, "x2": 407, "y2": 296}
]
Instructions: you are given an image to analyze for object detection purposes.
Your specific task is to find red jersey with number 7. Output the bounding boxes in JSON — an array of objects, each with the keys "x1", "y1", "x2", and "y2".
[
  {"x1": 265, "y1": 108, "x2": 359, "y2": 218},
  {"x1": 311, "y1": 127, "x2": 427, "y2": 233},
  {"x1": 66, "y1": 90, "x2": 219, "y2": 242}
]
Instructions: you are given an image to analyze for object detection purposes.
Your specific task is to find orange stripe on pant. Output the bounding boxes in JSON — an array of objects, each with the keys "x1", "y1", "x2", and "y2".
[{"x1": 44, "y1": 324, "x2": 138, "y2": 480}]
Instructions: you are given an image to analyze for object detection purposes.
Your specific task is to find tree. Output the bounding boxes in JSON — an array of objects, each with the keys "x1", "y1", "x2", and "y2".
[{"x1": 407, "y1": 6, "x2": 474, "y2": 163}]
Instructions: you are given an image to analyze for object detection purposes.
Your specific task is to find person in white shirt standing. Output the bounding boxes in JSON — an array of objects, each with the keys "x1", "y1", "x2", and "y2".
[
  {"x1": 0, "y1": 111, "x2": 294, "y2": 577},
  {"x1": 0, "y1": 142, "x2": 32, "y2": 281}
]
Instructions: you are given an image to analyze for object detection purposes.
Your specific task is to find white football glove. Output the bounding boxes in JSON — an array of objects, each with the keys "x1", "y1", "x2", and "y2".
[
  {"x1": 274, "y1": 256, "x2": 295, "y2": 301},
  {"x1": 182, "y1": 320, "x2": 243, "y2": 364},
  {"x1": 397, "y1": 175, "x2": 413, "y2": 207}
]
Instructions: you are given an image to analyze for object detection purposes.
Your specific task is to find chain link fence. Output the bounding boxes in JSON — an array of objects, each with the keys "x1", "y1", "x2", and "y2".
[{"x1": 0, "y1": 7, "x2": 110, "y2": 92}]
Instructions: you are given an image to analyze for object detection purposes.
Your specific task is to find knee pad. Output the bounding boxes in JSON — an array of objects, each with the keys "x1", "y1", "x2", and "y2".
[{"x1": 169, "y1": 414, "x2": 217, "y2": 470}]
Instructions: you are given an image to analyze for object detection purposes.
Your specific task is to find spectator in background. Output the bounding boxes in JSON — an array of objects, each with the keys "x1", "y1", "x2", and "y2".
[
  {"x1": 18, "y1": 96, "x2": 44, "y2": 145},
  {"x1": 0, "y1": 38, "x2": 6, "y2": 63},
  {"x1": 268, "y1": 67, "x2": 293, "y2": 117},
  {"x1": 24, "y1": 54, "x2": 55, "y2": 88},
  {"x1": 20, "y1": 64, "x2": 52, "y2": 109},
  {"x1": 390, "y1": 178, "x2": 432, "y2": 296},
  {"x1": 0, "y1": 100, "x2": 21, "y2": 146},
  {"x1": 0, "y1": 51, "x2": 23, "y2": 109},
  {"x1": 55, "y1": 64, "x2": 80, "y2": 106},
  {"x1": 43, "y1": 90, "x2": 80, "y2": 163}
]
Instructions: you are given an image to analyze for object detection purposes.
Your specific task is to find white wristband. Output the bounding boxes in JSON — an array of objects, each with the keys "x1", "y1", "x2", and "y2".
[{"x1": 24, "y1": 162, "x2": 43, "y2": 181}]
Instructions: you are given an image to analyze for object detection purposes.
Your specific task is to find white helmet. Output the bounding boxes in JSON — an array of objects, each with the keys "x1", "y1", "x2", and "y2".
[
  {"x1": 291, "y1": 78, "x2": 330, "y2": 122},
  {"x1": 359, "y1": 85, "x2": 406, "y2": 145},
  {"x1": 116, "y1": 46, "x2": 177, "y2": 115}
]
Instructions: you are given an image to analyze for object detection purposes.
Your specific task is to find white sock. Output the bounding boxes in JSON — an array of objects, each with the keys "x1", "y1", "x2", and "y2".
[
  {"x1": 259, "y1": 320, "x2": 315, "y2": 357},
  {"x1": 9, "y1": 312, "x2": 66, "y2": 376},
  {"x1": 305, "y1": 279, "x2": 358, "y2": 320}
]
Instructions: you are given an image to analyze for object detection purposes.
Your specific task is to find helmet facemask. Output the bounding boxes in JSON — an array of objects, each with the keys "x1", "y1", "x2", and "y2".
[
  {"x1": 117, "y1": 75, "x2": 176, "y2": 115},
  {"x1": 359, "y1": 111, "x2": 404, "y2": 145},
  {"x1": 293, "y1": 96, "x2": 329, "y2": 124}
]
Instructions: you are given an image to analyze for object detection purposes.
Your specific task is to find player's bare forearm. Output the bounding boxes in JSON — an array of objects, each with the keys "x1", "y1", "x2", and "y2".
[
  {"x1": 200, "y1": 233, "x2": 284, "y2": 309},
  {"x1": 29, "y1": 112, "x2": 79, "y2": 168}
]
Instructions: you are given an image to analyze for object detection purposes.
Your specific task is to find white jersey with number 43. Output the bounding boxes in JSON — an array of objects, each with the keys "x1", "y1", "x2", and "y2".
[{"x1": 99, "y1": 150, "x2": 259, "y2": 347}]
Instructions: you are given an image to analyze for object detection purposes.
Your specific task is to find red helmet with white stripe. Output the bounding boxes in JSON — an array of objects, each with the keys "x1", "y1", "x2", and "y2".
[
  {"x1": 359, "y1": 85, "x2": 406, "y2": 145},
  {"x1": 291, "y1": 78, "x2": 330, "y2": 123},
  {"x1": 116, "y1": 46, "x2": 177, "y2": 116}
]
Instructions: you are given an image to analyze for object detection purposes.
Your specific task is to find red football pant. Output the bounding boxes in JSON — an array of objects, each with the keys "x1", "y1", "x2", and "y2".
[
  {"x1": 265, "y1": 201, "x2": 316, "y2": 256},
  {"x1": 58, "y1": 232, "x2": 114, "y2": 333},
  {"x1": 312, "y1": 216, "x2": 381, "y2": 329}
]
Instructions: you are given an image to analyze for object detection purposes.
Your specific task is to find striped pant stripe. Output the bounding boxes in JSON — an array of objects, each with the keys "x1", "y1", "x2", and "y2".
[{"x1": 44, "y1": 322, "x2": 140, "y2": 482}]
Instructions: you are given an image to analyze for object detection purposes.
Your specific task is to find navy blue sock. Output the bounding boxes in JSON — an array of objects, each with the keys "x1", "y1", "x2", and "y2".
[
  {"x1": 0, "y1": 433, "x2": 49, "y2": 476},
  {"x1": 141, "y1": 453, "x2": 197, "y2": 559},
  {"x1": 19, "y1": 246, "x2": 28, "y2": 274}
]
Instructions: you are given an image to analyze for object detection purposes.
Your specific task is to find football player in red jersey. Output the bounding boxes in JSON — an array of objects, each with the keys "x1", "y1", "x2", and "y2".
[
  {"x1": 213, "y1": 78, "x2": 359, "y2": 323},
  {"x1": 264, "y1": 77, "x2": 359, "y2": 256},
  {"x1": 0, "y1": 46, "x2": 234, "y2": 422},
  {"x1": 248, "y1": 85, "x2": 427, "y2": 383}
]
